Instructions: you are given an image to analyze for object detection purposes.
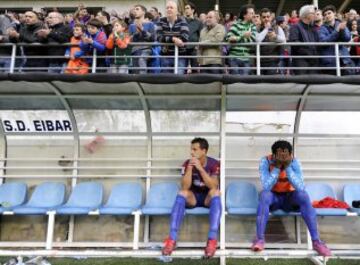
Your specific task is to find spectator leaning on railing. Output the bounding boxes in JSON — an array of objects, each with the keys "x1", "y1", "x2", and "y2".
[
  {"x1": 225, "y1": 4, "x2": 257, "y2": 75},
  {"x1": 70, "y1": 5, "x2": 91, "y2": 28},
  {"x1": 0, "y1": 14, "x2": 13, "y2": 72},
  {"x1": 128, "y1": 4, "x2": 155, "y2": 74},
  {"x1": 156, "y1": 0, "x2": 189, "y2": 74},
  {"x1": 348, "y1": 19, "x2": 359, "y2": 39},
  {"x1": 288, "y1": 10, "x2": 299, "y2": 25},
  {"x1": 256, "y1": 8, "x2": 286, "y2": 75},
  {"x1": 198, "y1": 10, "x2": 226, "y2": 74},
  {"x1": 319, "y1": 5, "x2": 355, "y2": 75},
  {"x1": 96, "y1": 11, "x2": 112, "y2": 38},
  {"x1": 8, "y1": 11, "x2": 47, "y2": 72},
  {"x1": 64, "y1": 23, "x2": 89, "y2": 74},
  {"x1": 184, "y1": 2, "x2": 203, "y2": 74},
  {"x1": 224, "y1": 13, "x2": 235, "y2": 32},
  {"x1": 76, "y1": 18, "x2": 107, "y2": 72},
  {"x1": 36, "y1": 12, "x2": 72, "y2": 73},
  {"x1": 106, "y1": 19, "x2": 132, "y2": 74},
  {"x1": 276, "y1": 16, "x2": 291, "y2": 75},
  {"x1": 289, "y1": 5, "x2": 319, "y2": 75},
  {"x1": 314, "y1": 9, "x2": 323, "y2": 30},
  {"x1": 149, "y1": 7, "x2": 160, "y2": 24}
]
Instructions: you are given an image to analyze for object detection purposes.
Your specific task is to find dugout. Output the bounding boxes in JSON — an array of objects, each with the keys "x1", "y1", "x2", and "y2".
[{"x1": 0, "y1": 74, "x2": 360, "y2": 265}]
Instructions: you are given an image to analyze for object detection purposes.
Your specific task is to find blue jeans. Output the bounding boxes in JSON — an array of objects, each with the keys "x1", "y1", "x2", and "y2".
[
  {"x1": 0, "y1": 58, "x2": 11, "y2": 72},
  {"x1": 48, "y1": 62, "x2": 66, "y2": 73},
  {"x1": 132, "y1": 49, "x2": 152, "y2": 74},
  {"x1": 228, "y1": 58, "x2": 251, "y2": 75},
  {"x1": 256, "y1": 190, "x2": 319, "y2": 241},
  {"x1": 160, "y1": 57, "x2": 187, "y2": 74}
]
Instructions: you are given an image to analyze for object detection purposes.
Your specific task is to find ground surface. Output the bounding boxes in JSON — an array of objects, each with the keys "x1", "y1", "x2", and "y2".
[{"x1": 0, "y1": 257, "x2": 359, "y2": 265}]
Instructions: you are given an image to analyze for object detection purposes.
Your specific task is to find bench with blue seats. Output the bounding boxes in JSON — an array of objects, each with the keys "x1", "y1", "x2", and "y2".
[
  {"x1": 0, "y1": 182, "x2": 27, "y2": 213},
  {"x1": 56, "y1": 182, "x2": 103, "y2": 215},
  {"x1": 99, "y1": 182, "x2": 142, "y2": 215},
  {"x1": 0, "y1": 180, "x2": 357, "y2": 251},
  {"x1": 13, "y1": 182, "x2": 65, "y2": 215},
  {"x1": 305, "y1": 183, "x2": 348, "y2": 216},
  {"x1": 141, "y1": 182, "x2": 179, "y2": 215},
  {"x1": 226, "y1": 181, "x2": 258, "y2": 215},
  {"x1": 343, "y1": 184, "x2": 360, "y2": 215}
]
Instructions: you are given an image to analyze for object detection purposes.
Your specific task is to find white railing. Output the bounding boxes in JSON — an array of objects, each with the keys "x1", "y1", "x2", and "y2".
[{"x1": 0, "y1": 42, "x2": 359, "y2": 76}]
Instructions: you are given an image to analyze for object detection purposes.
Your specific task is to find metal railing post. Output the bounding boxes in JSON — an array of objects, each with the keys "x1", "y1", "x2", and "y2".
[
  {"x1": 92, "y1": 49, "x2": 97, "y2": 73},
  {"x1": 256, "y1": 43, "x2": 261, "y2": 76},
  {"x1": 335, "y1": 43, "x2": 341, "y2": 77},
  {"x1": 3, "y1": 41, "x2": 356, "y2": 76},
  {"x1": 174, "y1": 45, "x2": 179, "y2": 74},
  {"x1": 9, "y1": 44, "x2": 16, "y2": 73}
]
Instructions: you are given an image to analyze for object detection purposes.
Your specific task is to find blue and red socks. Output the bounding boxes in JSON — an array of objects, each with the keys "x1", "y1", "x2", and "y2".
[
  {"x1": 169, "y1": 195, "x2": 186, "y2": 241},
  {"x1": 208, "y1": 196, "x2": 222, "y2": 240}
]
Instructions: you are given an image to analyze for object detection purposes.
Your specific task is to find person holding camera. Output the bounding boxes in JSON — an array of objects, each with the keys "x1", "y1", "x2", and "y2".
[{"x1": 256, "y1": 8, "x2": 286, "y2": 75}]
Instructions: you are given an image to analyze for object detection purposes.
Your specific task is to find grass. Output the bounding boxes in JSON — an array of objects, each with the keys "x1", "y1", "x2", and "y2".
[{"x1": 0, "y1": 257, "x2": 359, "y2": 265}]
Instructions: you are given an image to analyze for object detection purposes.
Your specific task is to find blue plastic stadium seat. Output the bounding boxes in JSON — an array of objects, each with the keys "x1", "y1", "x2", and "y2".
[
  {"x1": 226, "y1": 181, "x2": 258, "y2": 215},
  {"x1": 99, "y1": 182, "x2": 143, "y2": 215},
  {"x1": 343, "y1": 184, "x2": 360, "y2": 215},
  {"x1": 306, "y1": 183, "x2": 348, "y2": 216},
  {"x1": 0, "y1": 182, "x2": 27, "y2": 213},
  {"x1": 56, "y1": 182, "x2": 103, "y2": 215},
  {"x1": 186, "y1": 207, "x2": 209, "y2": 215},
  {"x1": 271, "y1": 209, "x2": 300, "y2": 216},
  {"x1": 141, "y1": 182, "x2": 179, "y2": 215},
  {"x1": 14, "y1": 182, "x2": 65, "y2": 215}
]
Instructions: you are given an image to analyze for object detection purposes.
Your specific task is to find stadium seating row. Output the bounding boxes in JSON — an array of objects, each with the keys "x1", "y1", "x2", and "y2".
[
  {"x1": 1, "y1": 181, "x2": 359, "y2": 216},
  {"x1": 0, "y1": 181, "x2": 359, "y2": 249}
]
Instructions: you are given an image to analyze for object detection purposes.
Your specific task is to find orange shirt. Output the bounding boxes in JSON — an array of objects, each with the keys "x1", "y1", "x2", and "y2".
[{"x1": 268, "y1": 155, "x2": 295, "y2": 193}]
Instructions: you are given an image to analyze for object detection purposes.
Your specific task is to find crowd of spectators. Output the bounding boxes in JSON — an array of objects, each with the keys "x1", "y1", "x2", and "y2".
[{"x1": 0, "y1": 1, "x2": 359, "y2": 75}]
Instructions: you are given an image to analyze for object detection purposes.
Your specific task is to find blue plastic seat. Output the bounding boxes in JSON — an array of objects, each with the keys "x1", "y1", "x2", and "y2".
[
  {"x1": 306, "y1": 183, "x2": 348, "y2": 216},
  {"x1": 186, "y1": 207, "x2": 209, "y2": 215},
  {"x1": 271, "y1": 209, "x2": 300, "y2": 216},
  {"x1": 226, "y1": 181, "x2": 258, "y2": 215},
  {"x1": 56, "y1": 182, "x2": 103, "y2": 215},
  {"x1": 0, "y1": 182, "x2": 27, "y2": 213},
  {"x1": 99, "y1": 182, "x2": 143, "y2": 215},
  {"x1": 344, "y1": 184, "x2": 360, "y2": 215},
  {"x1": 141, "y1": 182, "x2": 179, "y2": 215},
  {"x1": 14, "y1": 182, "x2": 65, "y2": 215}
]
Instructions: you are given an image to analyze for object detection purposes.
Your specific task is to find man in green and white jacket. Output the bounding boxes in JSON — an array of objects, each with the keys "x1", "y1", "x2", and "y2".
[{"x1": 225, "y1": 4, "x2": 257, "y2": 75}]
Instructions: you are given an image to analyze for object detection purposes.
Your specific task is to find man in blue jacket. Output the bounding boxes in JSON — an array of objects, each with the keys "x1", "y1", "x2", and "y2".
[
  {"x1": 129, "y1": 4, "x2": 155, "y2": 74},
  {"x1": 251, "y1": 140, "x2": 332, "y2": 257},
  {"x1": 319, "y1": 5, "x2": 355, "y2": 75}
]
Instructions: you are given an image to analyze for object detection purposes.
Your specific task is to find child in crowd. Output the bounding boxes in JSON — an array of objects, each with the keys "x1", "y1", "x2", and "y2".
[
  {"x1": 76, "y1": 19, "x2": 107, "y2": 72},
  {"x1": 65, "y1": 23, "x2": 89, "y2": 74},
  {"x1": 106, "y1": 19, "x2": 132, "y2": 73}
]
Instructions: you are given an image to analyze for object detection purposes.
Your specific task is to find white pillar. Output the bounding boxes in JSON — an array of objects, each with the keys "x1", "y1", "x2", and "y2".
[{"x1": 313, "y1": 0, "x2": 319, "y2": 9}]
